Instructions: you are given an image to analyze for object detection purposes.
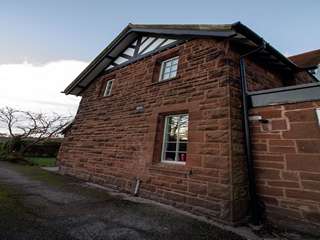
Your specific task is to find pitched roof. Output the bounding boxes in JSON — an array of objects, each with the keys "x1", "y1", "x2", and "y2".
[
  {"x1": 63, "y1": 22, "x2": 306, "y2": 96},
  {"x1": 289, "y1": 49, "x2": 320, "y2": 68}
]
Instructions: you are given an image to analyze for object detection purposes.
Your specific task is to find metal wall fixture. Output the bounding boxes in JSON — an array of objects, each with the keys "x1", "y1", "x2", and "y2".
[
  {"x1": 135, "y1": 105, "x2": 144, "y2": 113},
  {"x1": 249, "y1": 115, "x2": 262, "y2": 121}
]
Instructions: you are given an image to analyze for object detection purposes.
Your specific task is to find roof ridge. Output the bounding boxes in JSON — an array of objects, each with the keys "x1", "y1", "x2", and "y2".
[{"x1": 128, "y1": 23, "x2": 235, "y2": 31}]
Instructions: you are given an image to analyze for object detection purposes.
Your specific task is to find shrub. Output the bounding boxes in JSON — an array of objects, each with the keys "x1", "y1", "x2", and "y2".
[
  {"x1": 5, "y1": 152, "x2": 26, "y2": 164},
  {"x1": 23, "y1": 140, "x2": 61, "y2": 158},
  {"x1": 0, "y1": 137, "x2": 61, "y2": 164},
  {"x1": 0, "y1": 142, "x2": 8, "y2": 161},
  {"x1": 0, "y1": 139, "x2": 29, "y2": 164}
]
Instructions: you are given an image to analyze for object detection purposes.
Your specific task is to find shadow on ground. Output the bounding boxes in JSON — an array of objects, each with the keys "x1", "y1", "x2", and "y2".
[{"x1": 0, "y1": 161, "x2": 244, "y2": 240}]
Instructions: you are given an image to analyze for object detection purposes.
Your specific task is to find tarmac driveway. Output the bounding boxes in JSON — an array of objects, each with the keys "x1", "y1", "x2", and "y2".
[{"x1": 0, "y1": 161, "x2": 245, "y2": 240}]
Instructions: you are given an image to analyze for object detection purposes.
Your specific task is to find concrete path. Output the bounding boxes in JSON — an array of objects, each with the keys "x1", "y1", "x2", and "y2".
[{"x1": 0, "y1": 161, "x2": 245, "y2": 240}]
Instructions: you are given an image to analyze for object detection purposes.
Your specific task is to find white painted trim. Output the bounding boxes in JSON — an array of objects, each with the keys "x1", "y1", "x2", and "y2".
[
  {"x1": 160, "y1": 116, "x2": 169, "y2": 162},
  {"x1": 316, "y1": 108, "x2": 320, "y2": 127},
  {"x1": 123, "y1": 47, "x2": 135, "y2": 56},
  {"x1": 114, "y1": 56, "x2": 128, "y2": 65},
  {"x1": 163, "y1": 39, "x2": 176, "y2": 46},
  {"x1": 143, "y1": 38, "x2": 165, "y2": 54},
  {"x1": 138, "y1": 37, "x2": 155, "y2": 53},
  {"x1": 161, "y1": 160, "x2": 186, "y2": 165}
]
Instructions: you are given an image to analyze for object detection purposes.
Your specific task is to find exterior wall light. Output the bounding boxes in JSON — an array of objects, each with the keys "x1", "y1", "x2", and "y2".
[{"x1": 136, "y1": 105, "x2": 144, "y2": 113}]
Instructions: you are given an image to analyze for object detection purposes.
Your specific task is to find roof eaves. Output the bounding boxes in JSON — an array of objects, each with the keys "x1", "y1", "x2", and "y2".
[
  {"x1": 63, "y1": 24, "x2": 134, "y2": 94},
  {"x1": 231, "y1": 22, "x2": 301, "y2": 71}
]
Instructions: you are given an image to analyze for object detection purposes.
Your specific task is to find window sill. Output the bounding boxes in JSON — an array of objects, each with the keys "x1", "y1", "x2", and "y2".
[
  {"x1": 147, "y1": 75, "x2": 181, "y2": 87},
  {"x1": 149, "y1": 162, "x2": 191, "y2": 177},
  {"x1": 161, "y1": 160, "x2": 186, "y2": 165},
  {"x1": 98, "y1": 94, "x2": 113, "y2": 99}
]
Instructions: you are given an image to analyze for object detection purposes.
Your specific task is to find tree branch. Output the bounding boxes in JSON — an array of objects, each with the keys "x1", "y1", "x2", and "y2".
[{"x1": 0, "y1": 106, "x2": 72, "y2": 154}]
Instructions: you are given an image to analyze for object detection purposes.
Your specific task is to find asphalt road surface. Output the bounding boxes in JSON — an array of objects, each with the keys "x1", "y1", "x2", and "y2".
[{"x1": 0, "y1": 161, "x2": 244, "y2": 240}]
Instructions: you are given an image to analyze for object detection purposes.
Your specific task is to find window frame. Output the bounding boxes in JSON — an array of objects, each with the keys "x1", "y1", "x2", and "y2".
[
  {"x1": 161, "y1": 113, "x2": 188, "y2": 164},
  {"x1": 158, "y1": 56, "x2": 179, "y2": 82},
  {"x1": 103, "y1": 79, "x2": 114, "y2": 97}
]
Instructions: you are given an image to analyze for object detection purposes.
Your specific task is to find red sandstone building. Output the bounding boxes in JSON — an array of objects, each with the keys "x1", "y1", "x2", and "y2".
[{"x1": 58, "y1": 22, "x2": 320, "y2": 233}]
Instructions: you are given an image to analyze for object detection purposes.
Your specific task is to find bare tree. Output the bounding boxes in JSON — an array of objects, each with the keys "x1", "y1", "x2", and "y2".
[{"x1": 0, "y1": 106, "x2": 71, "y2": 155}]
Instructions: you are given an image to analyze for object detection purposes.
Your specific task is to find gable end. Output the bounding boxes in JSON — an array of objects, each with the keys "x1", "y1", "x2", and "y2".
[{"x1": 105, "y1": 35, "x2": 181, "y2": 71}]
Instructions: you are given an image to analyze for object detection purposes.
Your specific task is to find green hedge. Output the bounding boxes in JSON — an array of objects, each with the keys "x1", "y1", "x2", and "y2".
[
  {"x1": 23, "y1": 140, "x2": 61, "y2": 158},
  {"x1": 0, "y1": 139, "x2": 61, "y2": 158}
]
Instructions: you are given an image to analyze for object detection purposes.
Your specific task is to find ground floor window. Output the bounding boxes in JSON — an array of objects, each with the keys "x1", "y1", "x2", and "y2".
[{"x1": 161, "y1": 114, "x2": 188, "y2": 164}]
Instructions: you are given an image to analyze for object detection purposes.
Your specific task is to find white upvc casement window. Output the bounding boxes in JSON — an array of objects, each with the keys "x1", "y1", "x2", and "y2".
[
  {"x1": 310, "y1": 65, "x2": 320, "y2": 81},
  {"x1": 159, "y1": 56, "x2": 179, "y2": 81},
  {"x1": 315, "y1": 65, "x2": 320, "y2": 81},
  {"x1": 161, "y1": 114, "x2": 188, "y2": 164},
  {"x1": 103, "y1": 79, "x2": 113, "y2": 96}
]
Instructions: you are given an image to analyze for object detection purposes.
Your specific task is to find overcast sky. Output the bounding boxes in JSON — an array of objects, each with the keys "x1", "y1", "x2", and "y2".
[{"x1": 0, "y1": 0, "x2": 319, "y2": 116}]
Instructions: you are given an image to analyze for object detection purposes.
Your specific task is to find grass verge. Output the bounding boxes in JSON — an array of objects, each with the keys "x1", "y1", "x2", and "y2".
[{"x1": 25, "y1": 157, "x2": 56, "y2": 167}]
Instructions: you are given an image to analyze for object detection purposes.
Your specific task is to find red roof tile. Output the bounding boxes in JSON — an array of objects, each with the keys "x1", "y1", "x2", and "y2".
[{"x1": 289, "y1": 49, "x2": 320, "y2": 68}]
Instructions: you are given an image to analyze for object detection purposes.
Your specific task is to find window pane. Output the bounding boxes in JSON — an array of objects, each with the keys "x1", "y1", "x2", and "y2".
[
  {"x1": 103, "y1": 80, "x2": 113, "y2": 96},
  {"x1": 178, "y1": 115, "x2": 188, "y2": 141},
  {"x1": 169, "y1": 71, "x2": 177, "y2": 78},
  {"x1": 165, "y1": 61, "x2": 172, "y2": 67},
  {"x1": 166, "y1": 116, "x2": 179, "y2": 141},
  {"x1": 179, "y1": 142, "x2": 187, "y2": 152},
  {"x1": 163, "y1": 73, "x2": 170, "y2": 80},
  {"x1": 172, "y1": 58, "x2": 179, "y2": 65},
  {"x1": 178, "y1": 152, "x2": 187, "y2": 162},
  {"x1": 106, "y1": 85, "x2": 111, "y2": 94},
  {"x1": 167, "y1": 134, "x2": 177, "y2": 142},
  {"x1": 167, "y1": 116, "x2": 179, "y2": 132},
  {"x1": 164, "y1": 67, "x2": 171, "y2": 73},
  {"x1": 171, "y1": 64, "x2": 178, "y2": 71},
  {"x1": 164, "y1": 152, "x2": 176, "y2": 161},
  {"x1": 166, "y1": 142, "x2": 177, "y2": 151}
]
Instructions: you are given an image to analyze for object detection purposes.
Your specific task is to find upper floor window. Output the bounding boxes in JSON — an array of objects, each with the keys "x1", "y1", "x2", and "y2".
[
  {"x1": 161, "y1": 114, "x2": 188, "y2": 164},
  {"x1": 103, "y1": 79, "x2": 113, "y2": 96},
  {"x1": 314, "y1": 65, "x2": 320, "y2": 81},
  {"x1": 159, "y1": 56, "x2": 179, "y2": 81},
  {"x1": 309, "y1": 65, "x2": 320, "y2": 81}
]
